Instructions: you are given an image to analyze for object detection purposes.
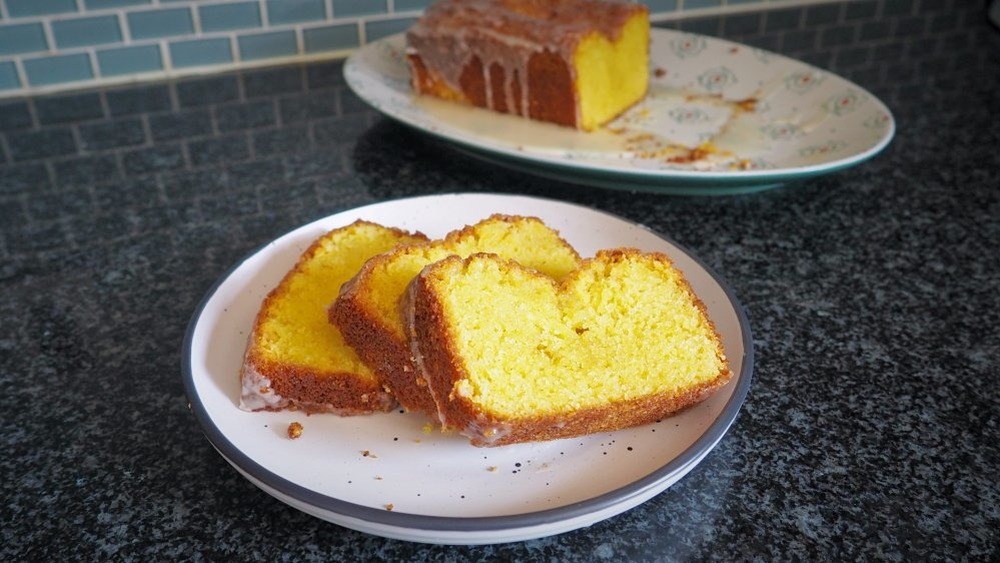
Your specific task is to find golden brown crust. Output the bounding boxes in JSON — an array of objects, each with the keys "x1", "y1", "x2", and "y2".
[
  {"x1": 243, "y1": 348, "x2": 397, "y2": 415},
  {"x1": 239, "y1": 219, "x2": 427, "y2": 415},
  {"x1": 406, "y1": 250, "x2": 732, "y2": 447},
  {"x1": 329, "y1": 271, "x2": 435, "y2": 414},
  {"x1": 447, "y1": 375, "x2": 729, "y2": 447},
  {"x1": 331, "y1": 241, "x2": 441, "y2": 417},
  {"x1": 408, "y1": 50, "x2": 577, "y2": 127},
  {"x1": 525, "y1": 50, "x2": 575, "y2": 127}
]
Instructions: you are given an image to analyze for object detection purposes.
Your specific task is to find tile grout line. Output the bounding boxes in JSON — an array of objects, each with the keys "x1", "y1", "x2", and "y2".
[
  {"x1": 112, "y1": 150, "x2": 126, "y2": 183},
  {"x1": 166, "y1": 80, "x2": 181, "y2": 113},
  {"x1": 86, "y1": 48, "x2": 101, "y2": 84},
  {"x1": 190, "y1": 4, "x2": 203, "y2": 35},
  {"x1": 153, "y1": 173, "x2": 170, "y2": 208},
  {"x1": 356, "y1": 20, "x2": 366, "y2": 46},
  {"x1": 40, "y1": 20, "x2": 58, "y2": 54},
  {"x1": 295, "y1": 27, "x2": 306, "y2": 58},
  {"x1": 235, "y1": 69, "x2": 247, "y2": 102},
  {"x1": 259, "y1": 0, "x2": 270, "y2": 27},
  {"x1": 97, "y1": 89, "x2": 112, "y2": 121},
  {"x1": 118, "y1": 11, "x2": 132, "y2": 43},
  {"x1": 0, "y1": 133, "x2": 11, "y2": 165},
  {"x1": 24, "y1": 90, "x2": 41, "y2": 130},
  {"x1": 140, "y1": 114, "x2": 154, "y2": 149},
  {"x1": 160, "y1": 40, "x2": 174, "y2": 73},
  {"x1": 180, "y1": 138, "x2": 193, "y2": 170},
  {"x1": 209, "y1": 103, "x2": 221, "y2": 137},
  {"x1": 42, "y1": 160, "x2": 58, "y2": 193},
  {"x1": 246, "y1": 128, "x2": 257, "y2": 160},
  {"x1": 272, "y1": 94, "x2": 283, "y2": 128},
  {"x1": 230, "y1": 35, "x2": 242, "y2": 64},
  {"x1": 69, "y1": 124, "x2": 85, "y2": 159}
]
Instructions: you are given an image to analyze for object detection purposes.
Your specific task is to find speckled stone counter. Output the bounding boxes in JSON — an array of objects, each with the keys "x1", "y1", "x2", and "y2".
[{"x1": 2, "y1": 1, "x2": 998, "y2": 560}]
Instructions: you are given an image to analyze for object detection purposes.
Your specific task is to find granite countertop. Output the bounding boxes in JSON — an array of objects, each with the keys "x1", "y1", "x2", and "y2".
[{"x1": 2, "y1": 2, "x2": 998, "y2": 560}]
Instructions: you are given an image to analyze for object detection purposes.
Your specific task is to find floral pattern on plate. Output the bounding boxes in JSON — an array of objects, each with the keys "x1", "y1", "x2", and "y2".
[{"x1": 345, "y1": 29, "x2": 894, "y2": 191}]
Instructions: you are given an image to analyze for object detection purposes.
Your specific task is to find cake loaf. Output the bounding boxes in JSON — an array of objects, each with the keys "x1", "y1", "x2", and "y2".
[
  {"x1": 239, "y1": 220, "x2": 427, "y2": 414},
  {"x1": 405, "y1": 250, "x2": 731, "y2": 447},
  {"x1": 331, "y1": 215, "x2": 581, "y2": 417},
  {"x1": 406, "y1": 0, "x2": 650, "y2": 131}
]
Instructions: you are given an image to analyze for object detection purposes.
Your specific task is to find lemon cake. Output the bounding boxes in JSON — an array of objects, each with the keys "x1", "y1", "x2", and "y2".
[
  {"x1": 239, "y1": 220, "x2": 427, "y2": 414},
  {"x1": 405, "y1": 249, "x2": 731, "y2": 446},
  {"x1": 330, "y1": 215, "x2": 581, "y2": 416},
  {"x1": 406, "y1": 0, "x2": 650, "y2": 131}
]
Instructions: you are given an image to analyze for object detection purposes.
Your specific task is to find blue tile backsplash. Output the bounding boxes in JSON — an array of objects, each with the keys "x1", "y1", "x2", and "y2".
[
  {"x1": 266, "y1": 0, "x2": 326, "y2": 25},
  {"x1": 85, "y1": 0, "x2": 152, "y2": 8},
  {"x1": 303, "y1": 24, "x2": 359, "y2": 54},
  {"x1": 51, "y1": 15, "x2": 124, "y2": 49},
  {"x1": 97, "y1": 44, "x2": 163, "y2": 76},
  {"x1": 334, "y1": 0, "x2": 387, "y2": 18},
  {"x1": 6, "y1": 0, "x2": 77, "y2": 18},
  {"x1": 0, "y1": 23, "x2": 49, "y2": 55},
  {"x1": 0, "y1": 62, "x2": 20, "y2": 90},
  {"x1": 239, "y1": 30, "x2": 299, "y2": 61},
  {"x1": 127, "y1": 8, "x2": 195, "y2": 40},
  {"x1": 0, "y1": 0, "x2": 825, "y2": 97},
  {"x1": 200, "y1": 2, "x2": 262, "y2": 33},
  {"x1": 23, "y1": 53, "x2": 94, "y2": 86},
  {"x1": 365, "y1": 17, "x2": 418, "y2": 42},
  {"x1": 170, "y1": 38, "x2": 233, "y2": 68}
]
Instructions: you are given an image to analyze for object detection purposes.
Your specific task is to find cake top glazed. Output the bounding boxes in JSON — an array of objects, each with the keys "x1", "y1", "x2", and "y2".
[{"x1": 407, "y1": 0, "x2": 646, "y2": 53}]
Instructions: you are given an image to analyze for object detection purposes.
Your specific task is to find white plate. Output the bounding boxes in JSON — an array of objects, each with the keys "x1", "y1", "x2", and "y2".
[
  {"x1": 344, "y1": 30, "x2": 894, "y2": 194},
  {"x1": 182, "y1": 194, "x2": 754, "y2": 544}
]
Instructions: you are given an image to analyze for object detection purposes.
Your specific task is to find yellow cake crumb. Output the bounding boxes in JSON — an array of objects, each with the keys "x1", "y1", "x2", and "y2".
[
  {"x1": 409, "y1": 249, "x2": 731, "y2": 446},
  {"x1": 240, "y1": 220, "x2": 426, "y2": 414},
  {"x1": 255, "y1": 223, "x2": 425, "y2": 380}
]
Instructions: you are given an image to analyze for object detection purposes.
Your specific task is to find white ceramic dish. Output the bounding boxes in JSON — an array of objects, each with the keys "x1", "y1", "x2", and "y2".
[
  {"x1": 344, "y1": 29, "x2": 894, "y2": 194},
  {"x1": 182, "y1": 193, "x2": 754, "y2": 544}
]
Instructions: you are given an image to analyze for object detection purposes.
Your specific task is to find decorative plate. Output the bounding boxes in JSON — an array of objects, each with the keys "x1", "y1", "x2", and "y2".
[
  {"x1": 182, "y1": 194, "x2": 754, "y2": 544},
  {"x1": 344, "y1": 30, "x2": 894, "y2": 194}
]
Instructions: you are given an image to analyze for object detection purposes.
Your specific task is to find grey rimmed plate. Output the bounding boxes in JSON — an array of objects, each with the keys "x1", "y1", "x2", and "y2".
[{"x1": 182, "y1": 193, "x2": 754, "y2": 544}]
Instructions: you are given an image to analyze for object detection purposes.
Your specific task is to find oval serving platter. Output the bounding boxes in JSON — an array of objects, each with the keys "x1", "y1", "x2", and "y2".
[
  {"x1": 182, "y1": 193, "x2": 754, "y2": 544},
  {"x1": 344, "y1": 29, "x2": 894, "y2": 194}
]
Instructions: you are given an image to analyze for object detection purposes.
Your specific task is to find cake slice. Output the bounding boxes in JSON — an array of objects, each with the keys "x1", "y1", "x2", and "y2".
[
  {"x1": 331, "y1": 215, "x2": 581, "y2": 417},
  {"x1": 405, "y1": 249, "x2": 731, "y2": 447},
  {"x1": 239, "y1": 220, "x2": 427, "y2": 414},
  {"x1": 406, "y1": 0, "x2": 650, "y2": 131}
]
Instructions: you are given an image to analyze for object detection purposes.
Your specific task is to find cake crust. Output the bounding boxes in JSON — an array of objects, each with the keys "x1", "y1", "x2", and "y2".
[{"x1": 240, "y1": 351, "x2": 396, "y2": 415}]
